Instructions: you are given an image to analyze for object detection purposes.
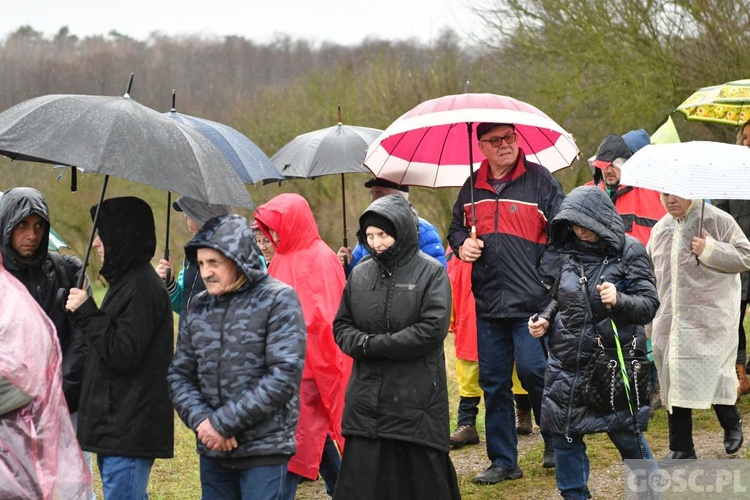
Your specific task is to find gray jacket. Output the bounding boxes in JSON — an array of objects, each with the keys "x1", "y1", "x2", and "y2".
[{"x1": 168, "y1": 214, "x2": 306, "y2": 459}]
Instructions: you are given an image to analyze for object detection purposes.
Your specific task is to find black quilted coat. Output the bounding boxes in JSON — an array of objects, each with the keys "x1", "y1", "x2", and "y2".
[
  {"x1": 538, "y1": 186, "x2": 659, "y2": 438},
  {"x1": 333, "y1": 195, "x2": 452, "y2": 452}
]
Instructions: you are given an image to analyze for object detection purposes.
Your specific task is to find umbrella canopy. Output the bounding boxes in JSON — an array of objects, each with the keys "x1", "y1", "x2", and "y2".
[
  {"x1": 164, "y1": 94, "x2": 283, "y2": 185},
  {"x1": 364, "y1": 92, "x2": 579, "y2": 188},
  {"x1": 270, "y1": 106, "x2": 383, "y2": 249},
  {"x1": 676, "y1": 79, "x2": 750, "y2": 126},
  {"x1": 271, "y1": 121, "x2": 380, "y2": 179},
  {"x1": 619, "y1": 141, "x2": 750, "y2": 200},
  {"x1": 0, "y1": 93, "x2": 254, "y2": 208}
]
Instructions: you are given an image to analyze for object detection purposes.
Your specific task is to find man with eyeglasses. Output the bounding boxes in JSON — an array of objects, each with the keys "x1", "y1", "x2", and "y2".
[{"x1": 448, "y1": 122, "x2": 565, "y2": 485}]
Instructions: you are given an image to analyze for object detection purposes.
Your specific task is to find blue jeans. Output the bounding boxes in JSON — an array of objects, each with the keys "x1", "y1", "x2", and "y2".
[
  {"x1": 200, "y1": 455, "x2": 286, "y2": 500},
  {"x1": 476, "y1": 317, "x2": 548, "y2": 468},
  {"x1": 96, "y1": 455, "x2": 154, "y2": 500},
  {"x1": 319, "y1": 434, "x2": 341, "y2": 497},
  {"x1": 553, "y1": 431, "x2": 654, "y2": 500},
  {"x1": 282, "y1": 436, "x2": 340, "y2": 499}
]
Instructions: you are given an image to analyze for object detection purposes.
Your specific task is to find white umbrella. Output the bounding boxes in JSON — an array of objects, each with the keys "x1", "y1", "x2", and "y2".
[{"x1": 619, "y1": 141, "x2": 750, "y2": 200}]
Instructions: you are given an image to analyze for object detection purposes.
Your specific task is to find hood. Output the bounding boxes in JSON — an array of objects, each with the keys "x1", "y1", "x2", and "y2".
[
  {"x1": 356, "y1": 194, "x2": 419, "y2": 267},
  {"x1": 0, "y1": 187, "x2": 51, "y2": 271},
  {"x1": 254, "y1": 193, "x2": 322, "y2": 255},
  {"x1": 548, "y1": 186, "x2": 625, "y2": 255},
  {"x1": 622, "y1": 129, "x2": 650, "y2": 154},
  {"x1": 184, "y1": 214, "x2": 266, "y2": 285},
  {"x1": 91, "y1": 197, "x2": 156, "y2": 282}
]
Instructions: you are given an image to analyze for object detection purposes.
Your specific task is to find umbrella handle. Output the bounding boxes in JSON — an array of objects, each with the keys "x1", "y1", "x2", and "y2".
[
  {"x1": 471, "y1": 226, "x2": 477, "y2": 241},
  {"x1": 165, "y1": 192, "x2": 172, "y2": 283},
  {"x1": 696, "y1": 200, "x2": 705, "y2": 266}
]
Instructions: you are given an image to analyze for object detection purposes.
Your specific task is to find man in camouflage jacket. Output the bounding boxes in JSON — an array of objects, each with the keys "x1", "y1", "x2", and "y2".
[{"x1": 168, "y1": 213, "x2": 307, "y2": 497}]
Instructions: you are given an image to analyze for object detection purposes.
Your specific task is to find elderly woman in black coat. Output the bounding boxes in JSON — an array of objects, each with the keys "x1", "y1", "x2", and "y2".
[
  {"x1": 529, "y1": 186, "x2": 660, "y2": 500},
  {"x1": 333, "y1": 194, "x2": 460, "y2": 500}
]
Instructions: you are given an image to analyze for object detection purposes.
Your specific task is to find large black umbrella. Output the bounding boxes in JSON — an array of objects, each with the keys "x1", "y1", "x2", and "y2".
[
  {"x1": 0, "y1": 76, "x2": 253, "y2": 287},
  {"x1": 270, "y1": 105, "x2": 382, "y2": 252},
  {"x1": 159, "y1": 90, "x2": 281, "y2": 280},
  {"x1": 164, "y1": 90, "x2": 283, "y2": 186}
]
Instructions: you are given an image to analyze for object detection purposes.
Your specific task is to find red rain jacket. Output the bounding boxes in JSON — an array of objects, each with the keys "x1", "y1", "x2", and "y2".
[
  {"x1": 255, "y1": 193, "x2": 349, "y2": 480},
  {"x1": 585, "y1": 180, "x2": 666, "y2": 246},
  {"x1": 446, "y1": 248, "x2": 477, "y2": 362}
]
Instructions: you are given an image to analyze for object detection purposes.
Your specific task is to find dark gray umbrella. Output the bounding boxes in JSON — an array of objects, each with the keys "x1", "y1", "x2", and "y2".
[
  {"x1": 159, "y1": 90, "x2": 281, "y2": 281},
  {"x1": 0, "y1": 76, "x2": 253, "y2": 288},
  {"x1": 0, "y1": 90, "x2": 253, "y2": 209},
  {"x1": 270, "y1": 105, "x2": 382, "y2": 251},
  {"x1": 164, "y1": 90, "x2": 283, "y2": 185}
]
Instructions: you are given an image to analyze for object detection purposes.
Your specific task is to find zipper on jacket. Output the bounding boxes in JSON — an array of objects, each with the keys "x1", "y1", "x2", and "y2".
[{"x1": 216, "y1": 303, "x2": 230, "y2": 404}]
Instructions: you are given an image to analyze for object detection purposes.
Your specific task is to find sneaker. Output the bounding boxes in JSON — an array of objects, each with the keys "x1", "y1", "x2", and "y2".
[
  {"x1": 450, "y1": 424, "x2": 479, "y2": 447},
  {"x1": 542, "y1": 441, "x2": 555, "y2": 468},
  {"x1": 516, "y1": 409, "x2": 533, "y2": 435},
  {"x1": 472, "y1": 465, "x2": 523, "y2": 485}
]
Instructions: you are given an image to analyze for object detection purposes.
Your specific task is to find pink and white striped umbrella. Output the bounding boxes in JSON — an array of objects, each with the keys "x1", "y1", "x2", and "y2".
[{"x1": 364, "y1": 93, "x2": 579, "y2": 188}]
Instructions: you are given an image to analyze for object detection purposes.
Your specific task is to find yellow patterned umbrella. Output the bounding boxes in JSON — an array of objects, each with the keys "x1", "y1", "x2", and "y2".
[{"x1": 676, "y1": 79, "x2": 750, "y2": 126}]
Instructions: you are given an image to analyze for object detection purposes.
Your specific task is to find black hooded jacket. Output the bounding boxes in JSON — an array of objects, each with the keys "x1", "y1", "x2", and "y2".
[
  {"x1": 333, "y1": 195, "x2": 452, "y2": 452},
  {"x1": 0, "y1": 187, "x2": 87, "y2": 411},
  {"x1": 72, "y1": 197, "x2": 174, "y2": 458},
  {"x1": 538, "y1": 186, "x2": 659, "y2": 438}
]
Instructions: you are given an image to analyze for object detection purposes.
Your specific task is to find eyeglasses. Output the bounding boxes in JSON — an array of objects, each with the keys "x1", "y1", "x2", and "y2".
[
  {"x1": 479, "y1": 133, "x2": 517, "y2": 147},
  {"x1": 255, "y1": 237, "x2": 271, "y2": 248}
]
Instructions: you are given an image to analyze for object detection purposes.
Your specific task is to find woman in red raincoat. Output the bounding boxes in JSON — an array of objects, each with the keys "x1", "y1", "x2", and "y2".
[{"x1": 255, "y1": 193, "x2": 350, "y2": 499}]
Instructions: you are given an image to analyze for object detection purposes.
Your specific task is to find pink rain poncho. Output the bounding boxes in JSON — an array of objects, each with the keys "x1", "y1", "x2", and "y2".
[{"x1": 0, "y1": 254, "x2": 91, "y2": 499}]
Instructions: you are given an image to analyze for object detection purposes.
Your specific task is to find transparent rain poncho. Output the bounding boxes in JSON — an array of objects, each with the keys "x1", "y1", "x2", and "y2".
[{"x1": 0, "y1": 255, "x2": 91, "y2": 499}]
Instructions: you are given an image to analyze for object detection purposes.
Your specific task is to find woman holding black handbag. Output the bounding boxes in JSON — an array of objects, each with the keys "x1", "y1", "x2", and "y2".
[{"x1": 529, "y1": 186, "x2": 660, "y2": 500}]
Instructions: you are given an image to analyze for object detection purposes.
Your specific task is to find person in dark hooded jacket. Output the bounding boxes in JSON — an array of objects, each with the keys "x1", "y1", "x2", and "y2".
[
  {"x1": 528, "y1": 186, "x2": 659, "y2": 500},
  {"x1": 168, "y1": 214, "x2": 306, "y2": 499},
  {"x1": 0, "y1": 187, "x2": 88, "y2": 413},
  {"x1": 333, "y1": 194, "x2": 460, "y2": 500},
  {"x1": 65, "y1": 196, "x2": 174, "y2": 499}
]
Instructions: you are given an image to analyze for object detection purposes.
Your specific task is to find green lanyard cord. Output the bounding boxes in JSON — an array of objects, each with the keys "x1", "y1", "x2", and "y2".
[{"x1": 611, "y1": 319, "x2": 636, "y2": 416}]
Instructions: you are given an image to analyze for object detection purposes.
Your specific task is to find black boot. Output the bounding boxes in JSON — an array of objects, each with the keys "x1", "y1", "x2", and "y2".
[{"x1": 715, "y1": 404, "x2": 744, "y2": 454}]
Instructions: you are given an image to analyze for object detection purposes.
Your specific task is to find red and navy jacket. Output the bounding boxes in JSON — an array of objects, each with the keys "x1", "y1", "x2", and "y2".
[
  {"x1": 585, "y1": 180, "x2": 666, "y2": 247},
  {"x1": 448, "y1": 151, "x2": 565, "y2": 320}
]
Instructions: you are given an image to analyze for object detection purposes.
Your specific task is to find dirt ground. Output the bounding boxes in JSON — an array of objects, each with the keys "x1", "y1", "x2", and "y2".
[{"x1": 296, "y1": 402, "x2": 750, "y2": 499}]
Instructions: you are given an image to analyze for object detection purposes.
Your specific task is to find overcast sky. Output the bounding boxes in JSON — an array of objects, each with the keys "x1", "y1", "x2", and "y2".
[{"x1": 0, "y1": 0, "x2": 483, "y2": 46}]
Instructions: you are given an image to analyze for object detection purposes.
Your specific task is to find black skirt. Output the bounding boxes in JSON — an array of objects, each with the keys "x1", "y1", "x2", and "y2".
[{"x1": 333, "y1": 436, "x2": 461, "y2": 500}]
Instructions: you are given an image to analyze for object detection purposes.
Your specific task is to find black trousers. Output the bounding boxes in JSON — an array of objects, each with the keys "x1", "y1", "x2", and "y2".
[{"x1": 668, "y1": 404, "x2": 741, "y2": 451}]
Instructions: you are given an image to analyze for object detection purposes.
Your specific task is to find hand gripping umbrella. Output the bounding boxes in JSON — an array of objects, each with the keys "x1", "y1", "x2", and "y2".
[
  {"x1": 270, "y1": 105, "x2": 382, "y2": 254},
  {"x1": 364, "y1": 92, "x2": 579, "y2": 238},
  {"x1": 0, "y1": 74, "x2": 253, "y2": 289}
]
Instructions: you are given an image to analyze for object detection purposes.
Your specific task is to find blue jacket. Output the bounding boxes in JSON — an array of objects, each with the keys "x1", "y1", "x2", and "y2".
[{"x1": 345, "y1": 217, "x2": 446, "y2": 276}]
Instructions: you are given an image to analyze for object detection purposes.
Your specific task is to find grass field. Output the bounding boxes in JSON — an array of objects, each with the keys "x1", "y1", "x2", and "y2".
[{"x1": 87, "y1": 284, "x2": 750, "y2": 498}]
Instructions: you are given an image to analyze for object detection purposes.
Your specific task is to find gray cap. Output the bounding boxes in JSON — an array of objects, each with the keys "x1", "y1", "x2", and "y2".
[{"x1": 173, "y1": 196, "x2": 232, "y2": 226}]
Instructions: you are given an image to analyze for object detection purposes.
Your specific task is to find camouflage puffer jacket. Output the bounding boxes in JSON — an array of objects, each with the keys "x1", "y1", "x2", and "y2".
[{"x1": 168, "y1": 214, "x2": 307, "y2": 459}]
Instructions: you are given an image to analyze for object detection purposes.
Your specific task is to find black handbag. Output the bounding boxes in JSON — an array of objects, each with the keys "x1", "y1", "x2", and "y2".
[
  {"x1": 576, "y1": 259, "x2": 651, "y2": 413},
  {"x1": 582, "y1": 337, "x2": 651, "y2": 412}
]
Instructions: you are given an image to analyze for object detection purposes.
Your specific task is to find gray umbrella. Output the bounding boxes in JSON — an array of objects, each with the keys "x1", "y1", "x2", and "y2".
[
  {"x1": 0, "y1": 76, "x2": 253, "y2": 287},
  {"x1": 0, "y1": 90, "x2": 253, "y2": 209},
  {"x1": 270, "y1": 105, "x2": 382, "y2": 250}
]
